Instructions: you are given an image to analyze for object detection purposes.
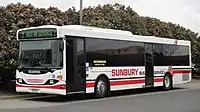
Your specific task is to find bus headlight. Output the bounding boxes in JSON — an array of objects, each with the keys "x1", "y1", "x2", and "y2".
[
  {"x1": 17, "y1": 78, "x2": 23, "y2": 84},
  {"x1": 19, "y1": 79, "x2": 23, "y2": 83},
  {"x1": 49, "y1": 80, "x2": 54, "y2": 84},
  {"x1": 44, "y1": 79, "x2": 58, "y2": 85}
]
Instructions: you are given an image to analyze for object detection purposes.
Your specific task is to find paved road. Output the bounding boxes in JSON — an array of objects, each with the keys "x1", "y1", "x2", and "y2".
[{"x1": 1, "y1": 79, "x2": 200, "y2": 112}]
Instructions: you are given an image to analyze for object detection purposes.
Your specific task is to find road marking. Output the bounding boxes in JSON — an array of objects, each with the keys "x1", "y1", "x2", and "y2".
[{"x1": 63, "y1": 88, "x2": 191, "y2": 105}]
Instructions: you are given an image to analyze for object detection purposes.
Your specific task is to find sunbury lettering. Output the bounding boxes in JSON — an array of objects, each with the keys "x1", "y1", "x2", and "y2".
[{"x1": 112, "y1": 69, "x2": 138, "y2": 76}]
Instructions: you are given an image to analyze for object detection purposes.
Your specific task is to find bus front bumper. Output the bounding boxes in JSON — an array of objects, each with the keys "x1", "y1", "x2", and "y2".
[{"x1": 16, "y1": 83, "x2": 66, "y2": 95}]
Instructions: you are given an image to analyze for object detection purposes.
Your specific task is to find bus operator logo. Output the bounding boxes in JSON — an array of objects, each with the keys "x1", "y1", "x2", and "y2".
[{"x1": 112, "y1": 69, "x2": 138, "y2": 76}]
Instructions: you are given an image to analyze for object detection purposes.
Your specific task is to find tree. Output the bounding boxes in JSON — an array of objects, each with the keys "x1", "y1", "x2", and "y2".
[{"x1": 1, "y1": 3, "x2": 200, "y2": 86}]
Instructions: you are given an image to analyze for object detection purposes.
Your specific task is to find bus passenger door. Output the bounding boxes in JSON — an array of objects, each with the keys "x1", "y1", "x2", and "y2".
[
  {"x1": 145, "y1": 43, "x2": 154, "y2": 87},
  {"x1": 66, "y1": 36, "x2": 86, "y2": 93}
]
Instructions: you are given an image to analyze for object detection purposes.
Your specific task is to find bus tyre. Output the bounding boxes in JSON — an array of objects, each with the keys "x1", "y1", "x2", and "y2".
[
  {"x1": 95, "y1": 77, "x2": 108, "y2": 98},
  {"x1": 162, "y1": 74, "x2": 173, "y2": 91}
]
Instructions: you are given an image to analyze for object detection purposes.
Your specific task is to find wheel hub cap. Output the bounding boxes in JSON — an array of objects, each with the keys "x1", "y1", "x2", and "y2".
[
  {"x1": 165, "y1": 76, "x2": 170, "y2": 87},
  {"x1": 97, "y1": 81, "x2": 105, "y2": 94}
]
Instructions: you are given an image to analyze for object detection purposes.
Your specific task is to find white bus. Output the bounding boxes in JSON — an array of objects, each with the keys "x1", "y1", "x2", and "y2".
[{"x1": 16, "y1": 25, "x2": 192, "y2": 98}]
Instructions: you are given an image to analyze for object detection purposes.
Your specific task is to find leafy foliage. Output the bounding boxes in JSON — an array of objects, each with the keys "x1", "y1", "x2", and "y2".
[
  {"x1": 81, "y1": 4, "x2": 200, "y2": 71},
  {"x1": 0, "y1": 2, "x2": 200, "y2": 83}
]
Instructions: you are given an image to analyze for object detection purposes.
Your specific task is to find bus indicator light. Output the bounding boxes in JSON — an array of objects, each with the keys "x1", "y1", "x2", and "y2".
[{"x1": 57, "y1": 75, "x2": 63, "y2": 80}]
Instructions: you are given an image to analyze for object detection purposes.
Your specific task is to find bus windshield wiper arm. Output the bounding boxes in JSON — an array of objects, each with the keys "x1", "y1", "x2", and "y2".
[
  {"x1": 17, "y1": 65, "x2": 27, "y2": 72},
  {"x1": 42, "y1": 65, "x2": 54, "y2": 73}
]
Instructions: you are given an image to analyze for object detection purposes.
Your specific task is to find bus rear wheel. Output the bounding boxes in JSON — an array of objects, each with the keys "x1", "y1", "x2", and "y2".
[
  {"x1": 95, "y1": 77, "x2": 108, "y2": 98},
  {"x1": 162, "y1": 74, "x2": 173, "y2": 91}
]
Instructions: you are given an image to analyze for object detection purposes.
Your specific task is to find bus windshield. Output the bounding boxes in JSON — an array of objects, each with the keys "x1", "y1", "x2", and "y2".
[{"x1": 18, "y1": 39, "x2": 63, "y2": 69}]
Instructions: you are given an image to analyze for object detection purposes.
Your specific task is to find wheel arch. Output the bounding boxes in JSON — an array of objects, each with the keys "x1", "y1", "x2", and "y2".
[{"x1": 165, "y1": 72, "x2": 173, "y2": 80}]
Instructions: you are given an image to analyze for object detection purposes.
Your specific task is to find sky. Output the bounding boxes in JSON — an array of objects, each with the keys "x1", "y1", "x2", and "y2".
[{"x1": 1, "y1": 0, "x2": 200, "y2": 34}]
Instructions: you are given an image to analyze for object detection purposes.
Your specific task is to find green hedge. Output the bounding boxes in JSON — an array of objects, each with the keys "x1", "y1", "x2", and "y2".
[{"x1": 0, "y1": 3, "x2": 200, "y2": 83}]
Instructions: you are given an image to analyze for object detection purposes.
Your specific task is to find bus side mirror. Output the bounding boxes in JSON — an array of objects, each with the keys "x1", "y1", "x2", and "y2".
[{"x1": 59, "y1": 41, "x2": 64, "y2": 51}]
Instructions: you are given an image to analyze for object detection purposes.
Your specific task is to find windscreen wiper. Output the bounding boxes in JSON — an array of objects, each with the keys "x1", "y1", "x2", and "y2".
[
  {"x1": 42, "y1": 65, "x2": 54, "y2": 73},
  {"x1": 17, "y1": 65, "x2": 26, "y2": 72}
]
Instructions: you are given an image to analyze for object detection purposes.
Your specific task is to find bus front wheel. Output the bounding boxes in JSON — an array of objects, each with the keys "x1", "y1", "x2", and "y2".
[{"x1": 95, "y1": 77, "x2": 109, "y2": 98}]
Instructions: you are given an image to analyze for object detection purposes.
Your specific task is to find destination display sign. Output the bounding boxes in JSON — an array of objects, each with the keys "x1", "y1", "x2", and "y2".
[{"x1": 18, "y1": 28, "x2": 57, "y2": 39}]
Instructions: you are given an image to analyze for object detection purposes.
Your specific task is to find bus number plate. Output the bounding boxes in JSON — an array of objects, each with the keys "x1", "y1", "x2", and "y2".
[{"x1": 30, "y1": 88, "x2": 40, "y2": 93}]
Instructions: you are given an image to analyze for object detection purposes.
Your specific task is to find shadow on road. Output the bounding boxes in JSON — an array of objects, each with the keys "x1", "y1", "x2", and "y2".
[{"x1": 24, "y1": 87, "x2": 186, "y2": 103}]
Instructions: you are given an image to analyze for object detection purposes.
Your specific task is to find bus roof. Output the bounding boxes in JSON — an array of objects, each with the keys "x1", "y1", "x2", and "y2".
[
  {"x1": 17, "y1": 25, "x2": 191, "y2": 46},
  {"x1": 59, "y1": 25, "x2": 190, "y2": 46}
]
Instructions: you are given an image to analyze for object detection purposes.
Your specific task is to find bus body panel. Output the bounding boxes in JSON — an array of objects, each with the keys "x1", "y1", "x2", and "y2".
[
  {"x1": 85, "y1": 66, "x2": 191, "y2": 93},
  {"x1": 172, "y1": 69, "x2": 192, "y2": 85}
]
